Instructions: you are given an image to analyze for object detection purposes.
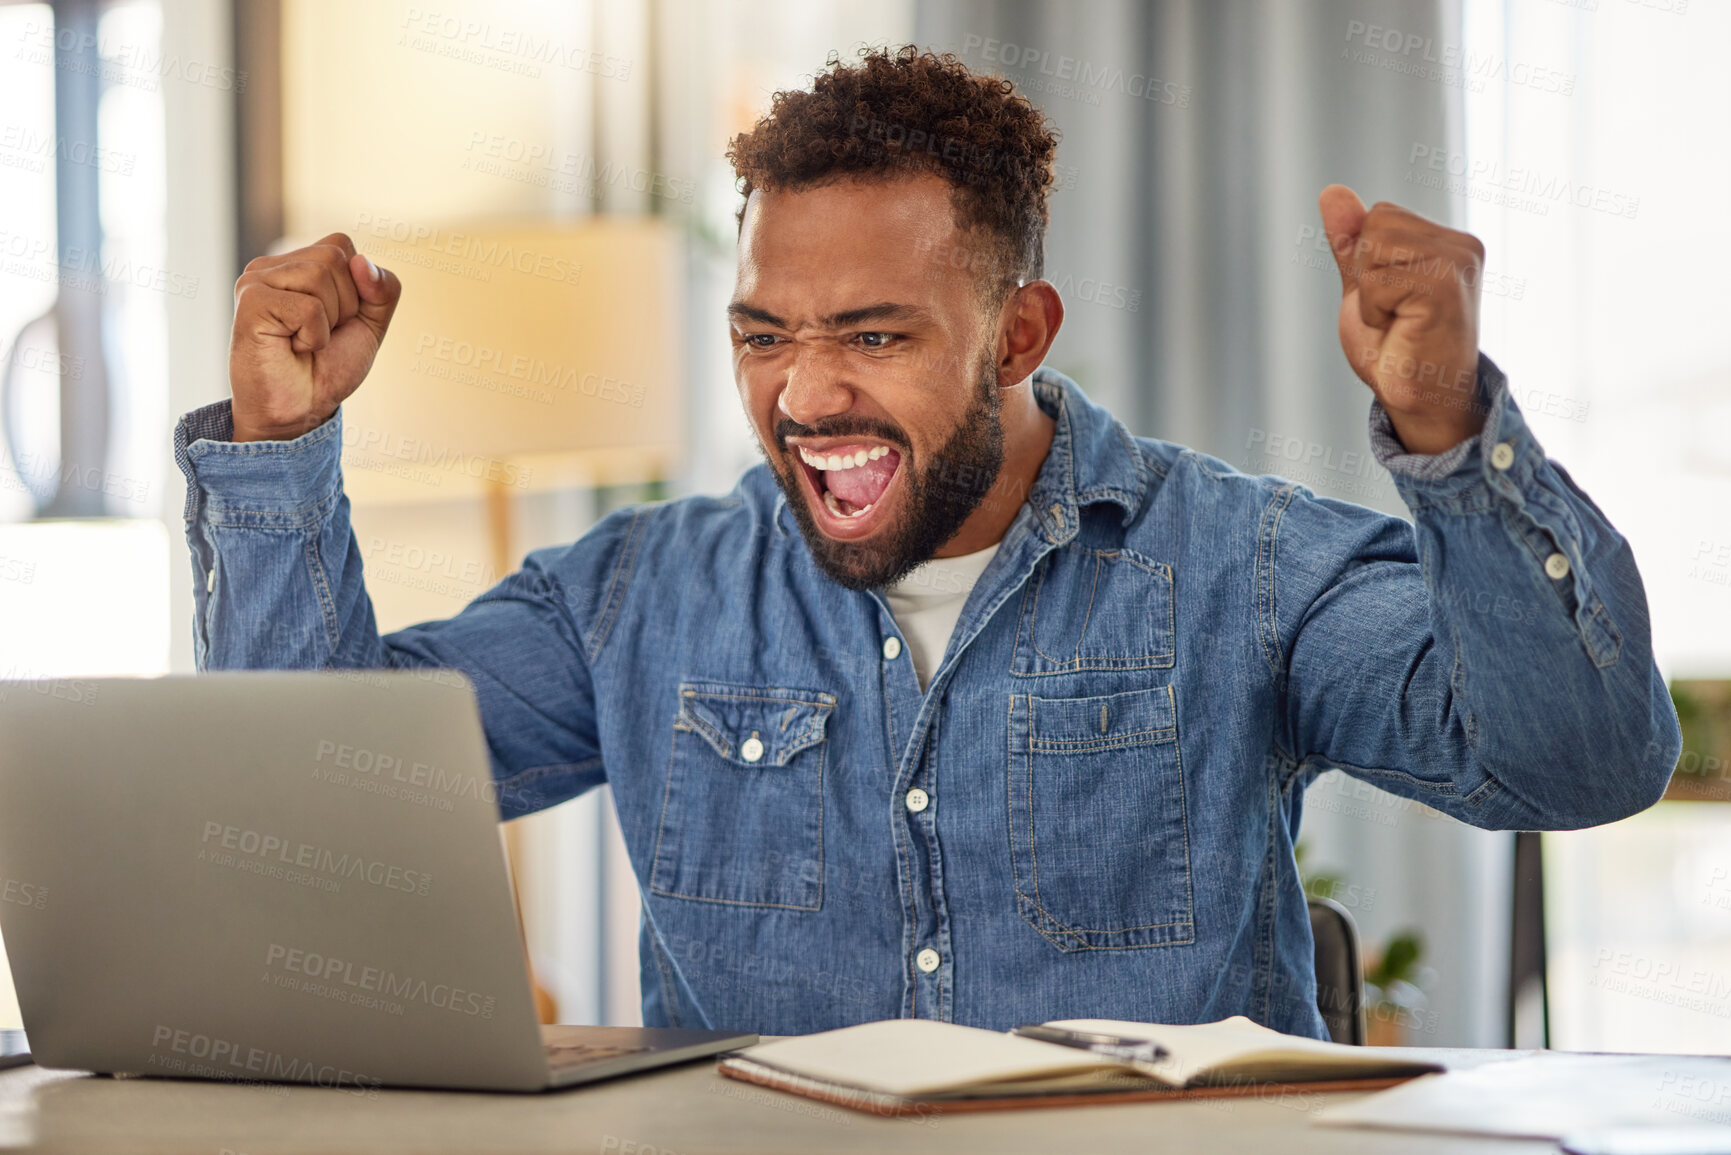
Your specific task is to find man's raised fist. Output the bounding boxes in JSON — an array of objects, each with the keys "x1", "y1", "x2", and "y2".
[
  {"x1": 227, "y1": 232, "x2": 400, "y2": 443},
  {"x1": 1319, "y1": 185, "x2": 1486, "y2": 455}
]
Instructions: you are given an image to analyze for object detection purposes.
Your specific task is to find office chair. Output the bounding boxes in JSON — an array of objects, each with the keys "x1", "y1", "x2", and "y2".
[{"x1": 1309, "y1": 895, "x2": 1367, "y2": 1045}]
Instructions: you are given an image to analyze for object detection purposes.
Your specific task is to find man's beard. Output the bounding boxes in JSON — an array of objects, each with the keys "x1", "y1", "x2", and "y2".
[{"x1": 765, "y1": 351, "x2": 1006, "y2": 591}]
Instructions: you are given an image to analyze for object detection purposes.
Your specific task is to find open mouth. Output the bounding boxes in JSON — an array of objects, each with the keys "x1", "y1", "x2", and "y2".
[{"x1": 791, "y1": 441, "x2": 903, "y2": 536}]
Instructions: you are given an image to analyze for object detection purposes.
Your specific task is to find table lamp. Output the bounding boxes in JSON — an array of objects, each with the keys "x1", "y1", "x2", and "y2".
[{"x1": 343, "y1": 216, "x2": 684, "y2": 509}]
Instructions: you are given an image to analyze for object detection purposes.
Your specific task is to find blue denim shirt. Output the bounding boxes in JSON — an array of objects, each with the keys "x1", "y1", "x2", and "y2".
[{"x1": 174, "y1": 357, "x2": 1680, "y2": 1038}]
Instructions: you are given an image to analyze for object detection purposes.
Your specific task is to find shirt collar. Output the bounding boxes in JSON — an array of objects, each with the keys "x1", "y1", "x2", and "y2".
[{"x1": 1025, "y1": 367, "x2": 1148, "y2": 542}]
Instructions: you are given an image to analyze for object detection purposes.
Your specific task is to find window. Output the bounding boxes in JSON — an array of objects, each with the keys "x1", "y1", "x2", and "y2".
[
  {"x1": 0, "y1": 0, "x2": 171, "y2": 1030},
  {"x1": 1463, "y1": 0, "x2": 1731, "y2": 1054}
]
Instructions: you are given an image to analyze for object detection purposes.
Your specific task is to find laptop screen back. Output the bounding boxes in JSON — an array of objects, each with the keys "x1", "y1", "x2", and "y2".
[{"x1": 0, "y1": 672, "x2": 549, "y2": 1092}]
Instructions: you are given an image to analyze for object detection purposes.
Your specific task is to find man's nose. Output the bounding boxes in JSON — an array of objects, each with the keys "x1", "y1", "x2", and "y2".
[{"x1": 778, "y1": 345, "x2": 854, "y2": 427}]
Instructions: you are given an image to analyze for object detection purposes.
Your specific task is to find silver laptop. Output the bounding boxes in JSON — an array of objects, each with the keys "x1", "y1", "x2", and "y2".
[{"x1": 0, "y1": 672, "x2": 753, "y2": 1092}]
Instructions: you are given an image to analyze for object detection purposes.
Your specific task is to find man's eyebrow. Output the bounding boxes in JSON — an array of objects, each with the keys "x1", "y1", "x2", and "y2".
[
  {"x1": 725, "y1": 301, "x2": 932, "y2": 329},
  {"x1": 726, "y1": 302, "x2": 786, "y2": 327},
  {"x1": 824, "y1": 302, "x2": 930, "y2": 328}
]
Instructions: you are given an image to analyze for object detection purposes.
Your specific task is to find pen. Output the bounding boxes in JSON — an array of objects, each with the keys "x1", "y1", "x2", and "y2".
[{"x1": 1009, "y1": 1025, "x2": 1169, "y2": 1064}]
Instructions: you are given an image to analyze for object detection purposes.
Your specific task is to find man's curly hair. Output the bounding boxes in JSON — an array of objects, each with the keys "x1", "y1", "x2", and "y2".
[{"x1": 727, "y1": 46, "x2": 1059, "y2": 304}]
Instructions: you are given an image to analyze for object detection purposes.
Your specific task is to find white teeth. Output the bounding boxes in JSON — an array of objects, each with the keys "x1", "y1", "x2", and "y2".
[{"x1": 798, "y1": 445, "x2": 893, "y2": 469}]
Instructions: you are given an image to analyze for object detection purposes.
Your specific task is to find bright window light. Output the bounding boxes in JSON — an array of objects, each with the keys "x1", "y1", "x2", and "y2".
[
  {"x1": 0, "y1": 520, "x2": 169, "y2": 1030},
  {"x1": 0, "y1": 520, "x2": 169, "y2": 679},
  {"x1": 1463, "y1": 0, "x2": 1731, "y2": 1054}
]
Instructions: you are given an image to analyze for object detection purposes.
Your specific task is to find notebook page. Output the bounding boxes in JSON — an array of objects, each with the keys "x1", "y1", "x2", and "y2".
[{"x1": 1045, "y1": 1016, "x2": 1422, "y2": 1085}]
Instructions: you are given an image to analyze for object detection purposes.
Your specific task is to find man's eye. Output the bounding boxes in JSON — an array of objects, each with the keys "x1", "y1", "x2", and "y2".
[
  {"x1": 743, "y1": 333, "x2": 780, "y2": 349},
  {"x1": 856, "y1": 332, "x2": 896, "y2": 349}
]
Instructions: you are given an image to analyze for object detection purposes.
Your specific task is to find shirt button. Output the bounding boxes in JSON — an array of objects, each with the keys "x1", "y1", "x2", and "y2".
[
  {"x1": 1544, "y1": 552, "x2": 1571, "y2": 580},
  {"x1": 740, "y1": 736, "x2": 765, "y2": 763},
  {"x1": 883, "y1": 636, "x2": 902, "y2": 661},
  {"x1": 905, "y1": 787, "x2": 930, "y2": 813},
  {"x1": 1490, "y1": 441, "x2": 1516, "y2": 471},
  {"x1": 915, "y1": 948, "x2": 941, "y2": 973}
]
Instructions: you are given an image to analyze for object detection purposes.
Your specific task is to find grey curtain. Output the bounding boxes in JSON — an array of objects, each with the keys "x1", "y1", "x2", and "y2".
[{"x1": 916, "y1": 0, "x2": 1513, "y2": 1047}]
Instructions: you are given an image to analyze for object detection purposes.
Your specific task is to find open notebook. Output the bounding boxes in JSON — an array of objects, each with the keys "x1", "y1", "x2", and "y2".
[{"x1": 717, "y1": 1016, "x2": 1442, "y2": 1116}]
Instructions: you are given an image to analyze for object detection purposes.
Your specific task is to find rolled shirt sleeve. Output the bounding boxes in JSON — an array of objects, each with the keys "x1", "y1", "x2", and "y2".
[{"x1": 1280, "y1": 353, "x2": 1679, "y2": 830}]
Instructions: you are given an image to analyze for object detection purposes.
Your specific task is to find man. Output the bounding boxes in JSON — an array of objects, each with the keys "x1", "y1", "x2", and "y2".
[{"x1": 175, "y1": 47, "x2": 1678, "y2": 1038}]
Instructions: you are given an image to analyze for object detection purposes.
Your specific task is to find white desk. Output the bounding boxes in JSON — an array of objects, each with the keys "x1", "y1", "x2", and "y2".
[{"x1": 0, "y1": 1047, "x2": 1559, "y2": 1154}]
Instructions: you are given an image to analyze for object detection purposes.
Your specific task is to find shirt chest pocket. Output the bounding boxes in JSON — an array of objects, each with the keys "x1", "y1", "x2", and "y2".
[
  {"x1": 1007, "y1": 685, "x2": 1195, "y2": 950},
  {"x1": 1011, "y1": 546, "x2": 1174, "y2": 675},
  {"x1": 649, "y1": 682, "x2": 834, "y2": 911}
]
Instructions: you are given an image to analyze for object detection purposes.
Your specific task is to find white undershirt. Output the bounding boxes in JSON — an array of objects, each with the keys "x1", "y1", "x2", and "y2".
[{"x1": 882, "y1": 543, "x2": 1002, "y2": 691}]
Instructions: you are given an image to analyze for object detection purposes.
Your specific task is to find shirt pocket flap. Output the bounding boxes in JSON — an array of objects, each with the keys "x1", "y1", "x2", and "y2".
[
  {"x1": 1029, "y1": 685, "x2": 1177, "y2": 753},
  {"x1": 676, "y1": 683, "x2": 835, "y2": 767}
]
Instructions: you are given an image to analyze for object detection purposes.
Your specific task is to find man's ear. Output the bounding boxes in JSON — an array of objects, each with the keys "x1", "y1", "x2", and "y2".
[{"x1": 994, "y1": 280, "x2": 1064, "y2": 387}]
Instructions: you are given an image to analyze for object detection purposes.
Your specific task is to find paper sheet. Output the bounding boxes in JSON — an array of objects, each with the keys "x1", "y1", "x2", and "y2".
[{"x1": 1315, "y1": 1053, "x2": 1731, "y2": 1141}]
